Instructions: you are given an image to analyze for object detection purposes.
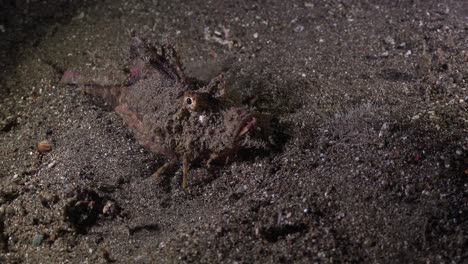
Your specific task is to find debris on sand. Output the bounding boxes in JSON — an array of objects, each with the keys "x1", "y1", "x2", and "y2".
[
  {"x1": 37, "y1": 140, "x2": 52, "y2": 154},
  {"x1": 204, "y1": 26, "x2": 234, "y2": 49},
  {"x1": 32, "y1": 233, "x2": 44, "y2": 246}
]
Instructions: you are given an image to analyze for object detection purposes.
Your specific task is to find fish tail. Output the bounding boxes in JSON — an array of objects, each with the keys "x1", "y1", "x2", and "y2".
[{"x1": 60, "y1": 69, "x2": 126, "y2": 107}]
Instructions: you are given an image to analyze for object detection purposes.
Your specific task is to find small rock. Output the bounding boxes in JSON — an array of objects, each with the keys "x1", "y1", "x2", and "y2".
[
  {"x1": 253, "y1": 32, "x2": 259, "y2": 39},
  {"x1": 236, "y1": 186, "x2": 246, "y2": 195},
  {"x1": 455, "y1": 149, "x2": 463, "y2": 156},
  {"x1": 37, "y1": 140, "x2": 53, "y2": 154},
  {"x1": 452, "y1": 72, "x2": 463, "y2": 84},
  {"x1": 11, "y1": 173, "x2": 20, "y2": 183},
  {"x1": 379, "y1": 122, "x2": 390, "y2": 137},
  {"x1": 384, "y1": 36, "x2": 395, "y2": 46},
  {"x1": 444, "y1": 160, "x2": 451, "y2": 168},
  {"x1": 32, "y1": 233, "x2": 44, "y2": 246},
  {"x1": 293, "y1": 25, "x2": 304, "y2": 33},
  {"x1": 0, "y1": 25, "x2": 5, "y2": 33},
  {"x1": 102, "y1": 201, "x2": 118, "y2": 216},
  {"x1": 47, "y1": 161, "x2": 56, "y2": 169}
]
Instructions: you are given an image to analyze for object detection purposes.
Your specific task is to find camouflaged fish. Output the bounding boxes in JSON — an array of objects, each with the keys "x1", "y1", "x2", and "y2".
[{"x1": 60, "y1": 37, "x2": 270, "y2": 189}]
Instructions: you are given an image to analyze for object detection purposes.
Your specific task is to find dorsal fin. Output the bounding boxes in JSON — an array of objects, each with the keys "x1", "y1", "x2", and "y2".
[{"x1": 129, "y1": 36, "x2": 187, "y2": 85}]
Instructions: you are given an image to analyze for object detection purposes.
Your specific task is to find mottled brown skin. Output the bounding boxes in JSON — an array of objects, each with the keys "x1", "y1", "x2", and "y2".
[{"x1": 61, "y1": 37, "x2": 268, "y2": 189}]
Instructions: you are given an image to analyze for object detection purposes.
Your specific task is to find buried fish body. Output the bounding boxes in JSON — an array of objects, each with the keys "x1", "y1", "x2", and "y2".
[{"x1": 61, "y1": 37, "x2": 271, "y2": 189}]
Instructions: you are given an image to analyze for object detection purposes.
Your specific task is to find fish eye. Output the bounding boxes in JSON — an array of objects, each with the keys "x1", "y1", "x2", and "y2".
[{"x1": 183, "y1": 92, "x2": 201, "y2": 111}]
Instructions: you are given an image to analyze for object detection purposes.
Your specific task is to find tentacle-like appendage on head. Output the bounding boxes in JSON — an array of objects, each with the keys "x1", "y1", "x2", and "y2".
[
  {"x1": 128, "y1": 36, "x2": 188, "y2": 85},
  {"x1": 146, "y1": 42, "x2": 187, "y2": 84},
  {"x1": 204, "y1": 73, "x2": 226, "y2": 99}
]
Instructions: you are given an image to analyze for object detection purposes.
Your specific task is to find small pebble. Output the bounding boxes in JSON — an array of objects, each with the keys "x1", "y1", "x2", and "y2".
[
  {"x1": 32, "y1": 233, "x2": 44, "y2": 246},
  {"x1": 379, "y1": 122, "x2": 390, "y2": 137},
  {"x1": 452, "y1": 72, "x2": 463, "y2": 84},
  {"x1": 384, "y1": 36, "x2": 395, "y2": 46},
  {"x1": 294, "y1": 25, "x2": 304, "y2": 33},
  {"x1": 37, "y1": 140, "x2": 53, "y2": 154},
  {"x1": 47, "y1": 161, "x2": 56, "y2": 169},
  {"x1": 102, "y1": 201, "x2": 118, "y2": 216}
]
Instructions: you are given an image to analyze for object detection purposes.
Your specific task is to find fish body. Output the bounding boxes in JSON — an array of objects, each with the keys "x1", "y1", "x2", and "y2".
[{"x1": 61, "y1": 37, "x2": 268, "y2": 188}]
